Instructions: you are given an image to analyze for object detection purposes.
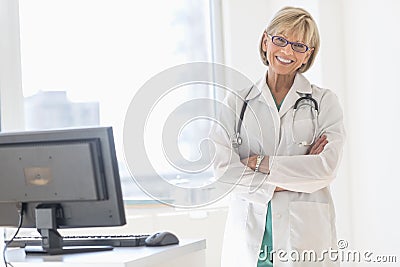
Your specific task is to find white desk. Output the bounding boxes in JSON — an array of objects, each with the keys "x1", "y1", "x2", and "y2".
[{"x1": 6, "y1": 239, "x2": 206, "y2": 267}]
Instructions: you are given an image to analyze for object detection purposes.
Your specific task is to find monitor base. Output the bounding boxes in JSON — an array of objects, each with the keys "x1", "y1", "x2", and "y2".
[{"x1": 25, "y1": 245, "x2": 113, "y2": 255}]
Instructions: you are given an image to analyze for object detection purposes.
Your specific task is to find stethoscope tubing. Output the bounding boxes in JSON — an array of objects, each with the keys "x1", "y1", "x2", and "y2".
[
  {"x1": 294, "y1": 93, "x2": 318, "y2": 112},
  {"x1": 232, "y1": 90, "x2": 319, "y2": 148}
]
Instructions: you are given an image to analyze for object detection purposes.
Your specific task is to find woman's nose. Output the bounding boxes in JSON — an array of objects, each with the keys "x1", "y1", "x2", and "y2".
[{"x1": 280, "y1": 44, "x2": 293, "y2": 55}]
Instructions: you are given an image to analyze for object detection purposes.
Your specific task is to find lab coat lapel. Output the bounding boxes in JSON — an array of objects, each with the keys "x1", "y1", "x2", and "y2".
[
  {"x1": 250, "y1": 74, "x2": 281, "y2": 151},
  {"x1": 278, "y1": 73, "x2": 312, "y2": 118},
  {"x1": 259, "y1": 83, "x2": 278, "y2": 110},
  {"x1": 249, "y1": 73, "x2": 276, "y2": 110}
]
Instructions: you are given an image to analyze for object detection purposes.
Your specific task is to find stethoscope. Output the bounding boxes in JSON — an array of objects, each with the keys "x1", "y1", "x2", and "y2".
[{"x1": 231, "y1": 89, "x2": 319, "y2": 148}]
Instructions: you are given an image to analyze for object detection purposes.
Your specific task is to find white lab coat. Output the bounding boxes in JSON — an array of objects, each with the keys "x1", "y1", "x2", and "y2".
[{"x1": 210, "y1": 71, "x2": 345, "y2": 266}]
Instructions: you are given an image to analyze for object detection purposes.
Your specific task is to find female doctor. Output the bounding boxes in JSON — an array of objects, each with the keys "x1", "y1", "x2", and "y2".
[{"x1": 210, "y1": 6, "x2": 345, "y2": 267}]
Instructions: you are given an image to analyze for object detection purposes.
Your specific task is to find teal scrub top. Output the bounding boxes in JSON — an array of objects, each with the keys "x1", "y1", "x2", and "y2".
[
  {"x1": 257, "y1": 201, "x2": 273, "y2": 266},
  {"x1": 257, "y1": 92, "x2": 284, "y2": 267}
]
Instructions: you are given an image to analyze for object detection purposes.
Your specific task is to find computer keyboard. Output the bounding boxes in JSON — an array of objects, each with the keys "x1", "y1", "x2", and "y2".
[{"x1": 7, "y1": 234, "x2": 150, "y2": 248}]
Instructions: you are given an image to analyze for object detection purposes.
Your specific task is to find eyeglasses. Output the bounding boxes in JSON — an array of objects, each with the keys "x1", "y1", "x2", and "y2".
[{"x1": 268, "y1": 34, "x2": 311, "y2": 53}]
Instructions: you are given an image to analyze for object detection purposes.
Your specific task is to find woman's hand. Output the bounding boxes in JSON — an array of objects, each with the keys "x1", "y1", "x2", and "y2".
[
  {"x1": 240, "y1": 155, "x2": 269, "y2": 173},
  {"x1": 275, "y1": 187, "x2": 286, "y2": 192},
  {"x1": 240, "y1": 155, "x2": 257, "y2": 170},
  {"x1": 308, "y1": 134, "x2": 328, "y2": 155}
]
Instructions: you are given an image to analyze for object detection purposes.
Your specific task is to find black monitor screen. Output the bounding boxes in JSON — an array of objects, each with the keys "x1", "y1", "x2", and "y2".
[
  {"x1": 0, "y1": 138, "x2": 107, "y2": 203},
  {"x1": 0, "y1": 127, "x2": 126, "y2": 253}
]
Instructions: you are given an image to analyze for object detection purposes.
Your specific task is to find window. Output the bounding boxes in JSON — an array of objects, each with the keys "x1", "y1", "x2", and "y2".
[{"x1": 16, "y1": 0, "x2": 219, "y2": 202}]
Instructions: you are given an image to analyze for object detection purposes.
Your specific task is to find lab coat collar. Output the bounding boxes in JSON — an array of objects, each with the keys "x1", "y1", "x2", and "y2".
[
  {"x1": 245, "y1": 71, "x2": 312, "y2": 117},
  {"x1": 278, "y1": 72, "x2": 312, "y2": 117},
  {"x1": 290, "y1": 72, "x2": 312, "y2": 94},
  {"x1": 244, "y1": 78, "x2": 264, "y2": 101},
  {"x1": 243, "y1": 73, "x2": 275, "y2": 109}
]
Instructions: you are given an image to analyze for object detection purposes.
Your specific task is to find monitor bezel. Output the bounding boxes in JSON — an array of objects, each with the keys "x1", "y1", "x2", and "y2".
[{"x1": 0, "y1": 126, "x2": 126, "y2": 229}]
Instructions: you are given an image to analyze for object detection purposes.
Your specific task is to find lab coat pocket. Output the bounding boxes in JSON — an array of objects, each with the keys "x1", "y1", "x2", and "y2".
[
  {"x1": 289, "y1": 201, "x2": 331, "y2": 252},
  {"x1": 221, "y1": 196, "x2": 251, "y2": 266},
  {"x1": 226, "y1": 196, "x2": 250, "y2": 237},
  {"x1": 245, "y1": 202, "x2": 266, "y2": 245}
]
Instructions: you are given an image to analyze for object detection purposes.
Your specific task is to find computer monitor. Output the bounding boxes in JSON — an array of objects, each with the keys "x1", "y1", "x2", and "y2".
[{"x1": 0, "y1": 126, "x2": 126, "y2": 254}]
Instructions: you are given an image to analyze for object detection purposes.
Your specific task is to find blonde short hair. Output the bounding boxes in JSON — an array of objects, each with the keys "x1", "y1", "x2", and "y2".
[{"x1": 259, "y1": 6, "x2": 320, "y2": 73}]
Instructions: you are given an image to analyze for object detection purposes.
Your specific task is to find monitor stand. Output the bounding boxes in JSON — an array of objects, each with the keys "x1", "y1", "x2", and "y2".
[{"x1": 24, "y1": 204, "x2": 113, "y2": 255}]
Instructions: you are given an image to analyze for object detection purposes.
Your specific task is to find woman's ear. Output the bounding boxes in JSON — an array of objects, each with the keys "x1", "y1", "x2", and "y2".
[
  {"x1": 262, "y1": 32, "x2": 268, "y2": 52},
  {"x1": 302, "y1": 47, "x2": 314, "y2": 64}
]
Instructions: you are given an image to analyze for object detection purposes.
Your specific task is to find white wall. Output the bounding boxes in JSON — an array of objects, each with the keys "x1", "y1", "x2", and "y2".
[{"x1": 339, "y1": 0, "x2": 400, "y2": 257}]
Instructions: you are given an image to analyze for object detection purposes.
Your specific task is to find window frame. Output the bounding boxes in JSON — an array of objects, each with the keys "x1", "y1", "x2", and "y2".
[{"x1": 0, "y1": 0, "x2": 24, "y2": 132}]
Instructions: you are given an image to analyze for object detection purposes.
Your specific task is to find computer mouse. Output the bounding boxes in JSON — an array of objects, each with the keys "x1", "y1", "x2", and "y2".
[{"x1": 144, "y1": 231, "x2": 179, "y2": 246}]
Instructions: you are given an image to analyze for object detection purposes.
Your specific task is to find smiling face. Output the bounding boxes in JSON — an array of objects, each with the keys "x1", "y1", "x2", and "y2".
[
  {"x1": 262, "y1": 31, "x2": 313, "y2": 76},
  {"x1": 258, "y1": 7, "x2": 320, "y2": 73}
]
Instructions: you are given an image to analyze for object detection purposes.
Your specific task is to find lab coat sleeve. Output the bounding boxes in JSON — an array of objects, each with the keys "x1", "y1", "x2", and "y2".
[
  {"x1": 268, "y1": 89, "x2": 346, "y2": 193},
  {"x1": 208, "y1": 93, "x2": 276, "y2": 202}
]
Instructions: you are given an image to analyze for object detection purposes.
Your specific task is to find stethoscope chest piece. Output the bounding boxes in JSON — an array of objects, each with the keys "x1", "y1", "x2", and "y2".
[{"x1": 231, "y1": 133, "x2": 242, "y2": 148}]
